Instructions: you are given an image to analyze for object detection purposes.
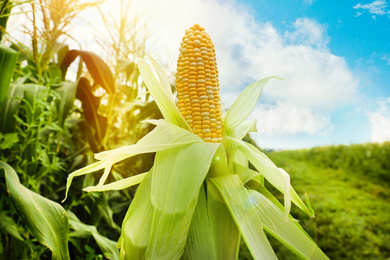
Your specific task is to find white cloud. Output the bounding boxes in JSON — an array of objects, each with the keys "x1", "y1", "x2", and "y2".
[
  {"x1": 368, "y1": 98, "x2": 390, "y2": 143},
  {"x1": 353, "y1": 0, "x2": 390, "y2": 17},
  {"x1": 250, "y1": 102, "x2": 334, "y2": 135},
  {"x1": 284, "y1": 18, "x2": 329, "y2": 48}
]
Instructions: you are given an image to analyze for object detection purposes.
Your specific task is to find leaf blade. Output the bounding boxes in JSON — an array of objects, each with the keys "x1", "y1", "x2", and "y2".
[
  {"x1": 1, "y1": 161, "x2": 70, "y2": 260},
  {"x1": 224, "y1": 76, "x2": 281, "y2": 135},
  {"x1": 209, "y1": 175, "x2": 277, "y2": 260},
  {"x1": 146, "y1": 142, "x2": 219, "y2": 259}
]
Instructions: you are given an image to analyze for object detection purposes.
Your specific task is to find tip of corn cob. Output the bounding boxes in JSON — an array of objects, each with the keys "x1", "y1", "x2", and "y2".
[{"x1": 176, "y1": 24, "x2": 223, "y2": 143}]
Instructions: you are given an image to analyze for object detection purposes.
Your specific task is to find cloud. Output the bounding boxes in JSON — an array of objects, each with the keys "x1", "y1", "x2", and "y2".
[
  {"x1": 368, "y1": 98, "x2": 390, "y2": 143},
  {"x1": 250, "y1": 102, "x2": 334, "y2": 136},
  {"x1": 353, "y1": 0, "x2": 390, "y2": 17}
]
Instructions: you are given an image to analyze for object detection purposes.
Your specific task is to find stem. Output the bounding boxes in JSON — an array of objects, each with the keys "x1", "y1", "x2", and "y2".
[{"x1": 31, "y1": 1, "x2": 42, "y2": 78}]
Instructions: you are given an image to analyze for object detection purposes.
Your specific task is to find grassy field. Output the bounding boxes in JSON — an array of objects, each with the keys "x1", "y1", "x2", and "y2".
[{"x1": 266, "y1": 142, "x2": 390, "y2": 259}]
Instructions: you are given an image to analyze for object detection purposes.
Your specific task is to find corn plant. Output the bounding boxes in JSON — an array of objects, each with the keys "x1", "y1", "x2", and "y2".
[{"x1": 64, "y1": 24, "x2": 328, "y2": 259}]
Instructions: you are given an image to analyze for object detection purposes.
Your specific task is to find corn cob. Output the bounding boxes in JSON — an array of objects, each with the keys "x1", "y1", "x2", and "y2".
[{"x1": 176, "y1": 24, "x2": 223, "y2": 143}]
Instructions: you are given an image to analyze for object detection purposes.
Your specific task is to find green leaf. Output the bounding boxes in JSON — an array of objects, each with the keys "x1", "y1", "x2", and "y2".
[
  {"x1": 228, "y1": 137, "x2": 313, "y2": 217},
  {"x1": 119, "y1": 170, "x2": 154, "y2": 259},
  {"x1": 207, "y1": 183, "x2": 240, "y2": 260},
  {"x1": 0, "y1": 83, "x2": 24, "y2": 133},
  {"x1": 227, "y1": 119, "x2": 258, "y2": 140},
  {"x1": 54, "y1": 81, "x2": 77, "y2": 127},
  {"x1": 209, "y1": 175, "x2": 278, "y2": 260},
  {"x1": 0, "y1": 161, "x2": 70, "y2": 260},
  {"x1": 146, "y1": 142, "x2": 219, "y2": 259},
  {"x1": 22, "y1": 84, "x2": 46, "y2": 122},
  {"x1": 248, "y1": 190, "x2": 329, "y2": 260},
  {"x1": 0, "y1": 44, "x2": 18, "y2": 108},
  {"x1": 0, "y1": 132, "x2": 18, "y2": 149},
  {"x1": 182, "y1": 185, "x2": 217, "y2": 260},
  {"x1": 83, "y1": 172, "x2": 147, "y2": 192},
  {"x1": 63, "y1": 121, "x2": 201, "y2": 202},
  {"x1": 138, "y1": 57, "x2": 190, "y2": 130},
  {"x1": 224, "y1": 76, "x2": 282, "y2": 136},
  {"x1": 0, "y1": 1, "x2": 15, "y2": 42},
  {"x1": 0, "y1": 212, "x2": 24, "y2": 241},
  {"x1": 67, "y1": 211, "x2": 119, "y2": 260}
]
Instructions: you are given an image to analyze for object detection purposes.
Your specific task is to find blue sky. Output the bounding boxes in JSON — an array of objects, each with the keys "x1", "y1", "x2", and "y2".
[
  {"x1": 11, "y1": 0, "x2": 389, "y2": 149},
  {"x1": 229, "y1": 0, "x2": 390, "y2": 149}
]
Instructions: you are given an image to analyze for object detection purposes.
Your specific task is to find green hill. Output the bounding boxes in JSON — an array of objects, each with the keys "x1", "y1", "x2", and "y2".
[{"x1": 266, "y1": 142, "x2": 390, "y2": 259}]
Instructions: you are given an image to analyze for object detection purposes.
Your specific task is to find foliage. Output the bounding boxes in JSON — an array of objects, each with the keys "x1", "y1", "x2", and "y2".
[
  {"x1": 267, "y1": 143, "x2": 390, "y2": 259},
  {"x1": 0, "y1": 0, "x2": 159, "y2": 259}
]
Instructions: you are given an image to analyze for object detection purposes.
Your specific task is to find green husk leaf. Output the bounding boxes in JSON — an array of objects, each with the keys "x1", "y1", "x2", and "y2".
[
  {"x1": 228, "y1": 137, "x2": 313, "y2": 217},
  {"x1": 182, "y1": 185, "x2": 216, "y2": 260},
  {"x1": 138, "y1": 56, "x2": 190, "y2": 130},
  {"x1": 234, "y1": 162, "x2": 263, "y2": 186},
  {"x1": 224, "y1": 76, "x2": 282, "y2": 134},
  {"x1": 207, "y1": 182, "x2": 240, "y2": 260},
  {"x1": 208, "y1": 175, "x2": 277, "y2": 260},
  {"x1": 248, "y1": 190, "x2": 329, "y2": 260},
  {"x1": 83, "y1": 172, "x2": 147, "y2": 192},
  {"x1": 1, "y1": 161, "x2": 70, "y2": 260},
  {"x1": 119, "y1": 170, "x2": 154, "y2": 260},
  {"x1": 146, "y1": 142, "x2": 219, "y2": 259},
  {"x1": 227, "y1": 119, "x2": 258, "y2": 140},
  {"x1": 63, "y1": 121, "x2": 200, "y2": 202},
  {"x1": 67, "y1": 211, "x2": 119, "y2": 260}
]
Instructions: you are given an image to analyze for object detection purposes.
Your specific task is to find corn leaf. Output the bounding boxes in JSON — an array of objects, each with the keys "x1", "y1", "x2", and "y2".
[
  {"x1": 67, "y1": 211, "x2": 119, "y2": 260},
  {"x1": 61, "y1": 50, "x2": 114, "y2": 94},
  {"x1": 182, "y1": 185, "x2": 216, "y2": 260},
  {"x1": 119, "y1": 170, "x2": 154, "y2": 260},
  {"x1": 0, "y1": 212, "x2": 23, "y2": 241},
  {"x1": 224, "y1": 76, "x2": 281, "y2": 134},
  {"x1": 22, "y1": 84, "x2": 46, "y2": 122},
  {"x1": 0, "y1": 45, "x2": 18, "y2": 108},
  {"x1": 76, "y1": 77, "x2": 107, "y2": 152},
  {"x1": 83, "y1": 172, "x2": 147, "y2": 192},
  {"x1": 209, "y1": 175, "x2": 277, "y2": 260},
  {"x1": 228, "y1": 137, "x2": 313, "y2": 217},
  {"x1": 63, "y1": 121, "x2": 200, "y2": 201},
  {"x1": 146, "y1": 142, "x2": 219, "y2": 259},
  {"x1": 234, "y1": 162, "x2": 263, "y2": 186},
  {"x1": 54, "y1": 81, "x2": 77, "y2": 128},
  {"x1": 207, "y1": 182, "x2": 240, "y2": 260},
  {"x1": 95, "y1": 121, "x2": 201, "y2": 161},
  {"x1": 138, "y1": 57, "x2": 190, "y2": 130},
  {"x1": 0, "y1": 161, "x2": 70, "y2": 260},
  {"x1": 0, "y1": 83, "x2": 24, "y2": 133},
  {"x1": 227, "y1": 119, "x2": 257, "y2": 140},
  {"x1": 248, "y1": 190, "x2": 329, "y2": 260}
]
